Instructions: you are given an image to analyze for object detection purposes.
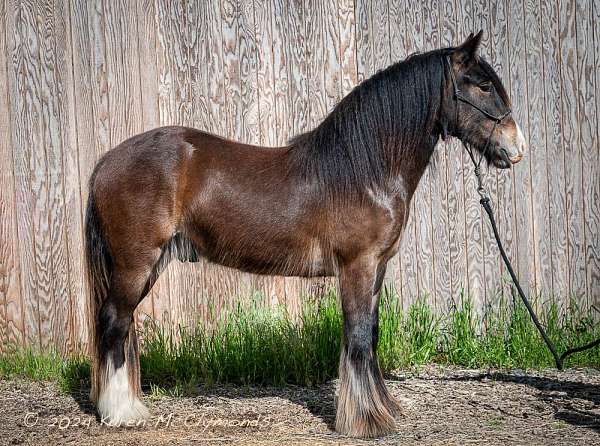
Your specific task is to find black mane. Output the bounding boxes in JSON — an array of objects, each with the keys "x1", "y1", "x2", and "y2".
[{"x1": 287, "y1": 48, "x2": 452, "y2": 200}]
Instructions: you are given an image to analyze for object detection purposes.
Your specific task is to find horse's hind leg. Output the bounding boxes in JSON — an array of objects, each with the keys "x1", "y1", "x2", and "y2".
[
  {"x1": 336, "y1": 257, "x2": 401, "y2": 438},
  {"x1": 95, "y1": 250, "x2": 162, "y2": 426}
]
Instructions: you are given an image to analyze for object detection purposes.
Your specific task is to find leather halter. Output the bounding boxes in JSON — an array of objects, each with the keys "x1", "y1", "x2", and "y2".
[{"x1": 444, "y1": 55, "x2": 512, "y2": 173}]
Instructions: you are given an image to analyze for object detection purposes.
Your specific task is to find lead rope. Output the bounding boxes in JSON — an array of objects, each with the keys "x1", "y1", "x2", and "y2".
[{"x1": 467, "y1": 153, "x2": 600, "y2": 370}]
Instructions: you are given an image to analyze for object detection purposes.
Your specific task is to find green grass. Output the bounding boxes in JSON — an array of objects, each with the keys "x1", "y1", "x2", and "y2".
[
  {"x1": 1, "y1": 288, "x2": 599, "y2": 394},
  {"x1": 0, "y1": 347, "x2": 90, "y2": 393}
]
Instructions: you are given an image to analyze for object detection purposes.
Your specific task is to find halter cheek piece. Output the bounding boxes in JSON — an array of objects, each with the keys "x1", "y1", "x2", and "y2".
[
  {"x1": 444, "y1": 56, "x2": 512, "y2": 178},
  {"x1": 444, "y1": 55, "x2": 600, "y2": 370}
]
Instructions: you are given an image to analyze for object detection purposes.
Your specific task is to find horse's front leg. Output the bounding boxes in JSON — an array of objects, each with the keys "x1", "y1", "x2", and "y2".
[{"x1": 336, "y1": 256, "x2": 401, "y2": 438}]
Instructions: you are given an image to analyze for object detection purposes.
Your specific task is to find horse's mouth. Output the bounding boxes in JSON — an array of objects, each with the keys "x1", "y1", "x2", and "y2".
[
  {"x1": 492, "y1": 148, "x2": 524, "y2": 169},
  {"x1": 492, "y1": 148, "x2": 513, "y2": 169}
]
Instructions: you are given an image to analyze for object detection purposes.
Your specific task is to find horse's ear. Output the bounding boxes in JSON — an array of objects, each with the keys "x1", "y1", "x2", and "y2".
[{"x1": 454, "y1": 30, "x2": 483, "y2": 65}]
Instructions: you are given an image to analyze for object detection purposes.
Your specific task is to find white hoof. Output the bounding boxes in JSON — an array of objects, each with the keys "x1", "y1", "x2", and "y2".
[{"x1": 97, "y1": 359, "x2": 150, "y2": 427}]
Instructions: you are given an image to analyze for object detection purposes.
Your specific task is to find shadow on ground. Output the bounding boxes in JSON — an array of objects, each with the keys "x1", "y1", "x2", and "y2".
[
  {"x1": 69, "y1": 380, "x2": 341, "y2": 430},
  {"x1": 445, "y1": 371, "x2": 600, "y2": 433}
]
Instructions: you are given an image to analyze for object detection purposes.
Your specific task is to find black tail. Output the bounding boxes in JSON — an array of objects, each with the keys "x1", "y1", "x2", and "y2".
[{"x1": 84, "y1": 183, "x2": 112, "y2": 402}]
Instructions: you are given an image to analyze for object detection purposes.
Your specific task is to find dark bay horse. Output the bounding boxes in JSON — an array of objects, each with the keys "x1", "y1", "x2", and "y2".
[{"x1": 85, "y1": 31, "x2": 526, "y2": 437}]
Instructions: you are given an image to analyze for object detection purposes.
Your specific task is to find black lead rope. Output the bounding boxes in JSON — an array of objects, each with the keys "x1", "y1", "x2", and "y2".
[
  {"x1": 445, "y1": 55, "x2": 600, "y2": 369},
  {"x1": 469, "y1": 161, "x2": 600, "y2": 370}
]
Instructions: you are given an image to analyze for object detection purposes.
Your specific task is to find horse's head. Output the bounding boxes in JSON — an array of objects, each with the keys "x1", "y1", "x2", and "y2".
[{"x1": 442, "y1": 31, "x2": 526, "y2": 169}]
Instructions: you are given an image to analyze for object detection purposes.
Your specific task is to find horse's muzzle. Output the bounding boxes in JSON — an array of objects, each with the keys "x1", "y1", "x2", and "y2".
[{"x1": 510, "y1": 153, "x2": 524, "y2": 164}]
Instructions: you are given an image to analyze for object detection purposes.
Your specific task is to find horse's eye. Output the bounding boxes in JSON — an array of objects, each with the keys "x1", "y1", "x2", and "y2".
[{"x1": 478, "y1": 82, "x2": 493, "y2": 92}]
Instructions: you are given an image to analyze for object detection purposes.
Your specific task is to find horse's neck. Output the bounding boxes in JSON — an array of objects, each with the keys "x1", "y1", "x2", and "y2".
[{"x1": 386, "y1": 133, "x2": 438, "y2": 197}]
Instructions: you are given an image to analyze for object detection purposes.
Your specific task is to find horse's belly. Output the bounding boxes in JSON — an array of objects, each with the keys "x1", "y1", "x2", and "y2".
[{"x1": 186, "y1": 224, "x2": 333, "y2": 278}]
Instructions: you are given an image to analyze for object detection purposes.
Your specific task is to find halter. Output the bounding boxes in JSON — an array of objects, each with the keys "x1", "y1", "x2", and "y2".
[
  {"x1": 444, "y1": 56, "x2": 511, "y2": 197},
  {"x1": 443, "y1": 55, "x2": 600, "y2": 370}
]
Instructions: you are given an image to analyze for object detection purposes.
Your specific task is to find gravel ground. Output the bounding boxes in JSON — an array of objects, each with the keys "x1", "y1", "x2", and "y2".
[{"x1": 1, "y1": 365, "x2": 599, "y2": 445}]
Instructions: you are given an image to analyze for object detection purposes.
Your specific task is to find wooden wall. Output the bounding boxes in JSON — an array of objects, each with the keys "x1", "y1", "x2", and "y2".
[{"x1": 0, "y1": 0, "x2": 598, "y2": 352}]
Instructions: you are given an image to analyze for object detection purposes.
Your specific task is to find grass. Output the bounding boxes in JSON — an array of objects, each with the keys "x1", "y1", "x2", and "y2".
[{"x1": 1, "y1": 288, "x2": 599, "y2": 394}]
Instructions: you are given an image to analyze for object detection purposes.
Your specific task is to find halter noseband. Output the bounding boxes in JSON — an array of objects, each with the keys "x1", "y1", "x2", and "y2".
[{"x1": 444, "y1": 55, "x2": 512, "y2": 175}]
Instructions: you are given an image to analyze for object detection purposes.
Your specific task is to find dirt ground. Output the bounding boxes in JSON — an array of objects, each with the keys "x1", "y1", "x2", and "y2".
[{"x1": 1, "y1": 366, "x2": 599, "y2": 446}]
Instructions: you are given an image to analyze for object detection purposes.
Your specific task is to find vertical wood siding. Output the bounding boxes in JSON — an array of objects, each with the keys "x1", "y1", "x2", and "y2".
[{"x1": 0, "y1": 0, "x2": 598, "y2": 351}]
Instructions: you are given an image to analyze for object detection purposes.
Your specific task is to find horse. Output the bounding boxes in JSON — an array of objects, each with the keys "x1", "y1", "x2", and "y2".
[{"x1": 85, "y1": 30, "x2": 526, "y2": 437}]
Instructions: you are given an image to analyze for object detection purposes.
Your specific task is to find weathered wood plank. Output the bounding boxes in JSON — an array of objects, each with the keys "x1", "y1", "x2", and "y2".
[
  {"x1": 591, "y1": 0, "x2": 600, "y2": 307},
  {"x1": 404, "y1": 0, "x2": 435, "y2": 306},
  {"x1": 437, "y1": 0, "x2": 466, "y2": 306},
  {"x1": 407, "y1": 2, "x2": 433, "y2": 307},
  {"x1": 0, "y1": 0, "x2": 24, "y2": 349},
  {"x1": 193, "y1": 0, "x2": 235, "y2": 320},
  {"x1": 237, "y1": 2, "x2": 260, "y2": 145},
  {"x1": 154, "y1": 0, "x2": 192, "y2": 326},
  {"x1": 387, "y1": 0, "x2": 416, "y2": 308},
  {"x1": 253, "y1": 0, "x2": 278, "y2": 146},
  {"x1": 558, "y1": 0, "x2": 587, "y2": 299},
  {"x1": 277, "y1": 0, "x2": 312, "y2": 303},
  {"x1": 221, "y1": 0, "x2": 243, "y2": 140},
  {"x1": 103, "y1": 0, "x2": 158, "y2": 329},
  {"x1": 472, "y1": 0, "x2": 501, "y2": 307},
  {"x1": 355, "y1": 0, "x2": 374, "y2": 83},
  {"x1": 217, "y1": 0, "x2": 256, "y2": 308},
  {"x1": 69, "y1": 0, "x2": 105, "y2": 346},
  {"x1": 36, "y1": 0, "x2": 73, "y2": 351},
  {"x1": 39, "y1": 0, "x2": 87, "y2": 352},
  {"x1": 236, "y1": 0, "x2": 261, "y2": 304},
  {"x1": 135, "y1": 0, "x2": 162, "y2": 324},
  {"x1": 507, "y1": 0, "x2": 535, "y2": 295},
  {"x1": 523, "y1": 0, "x2": 552, "y2": 299},
  {"x1": 251, "y1": 0, "x2": 287, "y2": 305},
  {"x1": 6, "y1": 0, "x2": 52, "y2": 348},
  {"x1": 270, "y1": 0, "x2": 289, "y2": 144},
  {"x1": 423, "y1": 0, "x2": 447, "y2": 309},
  {"x1": 371, "y1": 0, "x2": 390, "y2": 70},
  {"x1": 184, "y1": 0, "x2": 215, "y2": 325},
  {"x1": 457, "y1": 0, "x2": 488, "y2": 309},
  {"x1": 215, "y1": 0, "x2": 240, "y2": 311},
  {"x1": 576, "y1": 0, "x2": 600, "y2": 307},
  {"x1": 488, "y1": 0, "x2": 518, "y2": 304},
  {"x1": 539, "y1": 0, "x2": 568, "y2": 300},
  {"x1": 306, "y1": 0, "x2": 330, "y2": 124},
  {"x1": 338, "y1": 0, "x2": 358, "y2": 96}
]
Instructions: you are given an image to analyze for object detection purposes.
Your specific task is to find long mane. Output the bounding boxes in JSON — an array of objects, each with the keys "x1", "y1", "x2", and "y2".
[{"x1": 286, "y1": 49, "x2": 451, "y2": 200}]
